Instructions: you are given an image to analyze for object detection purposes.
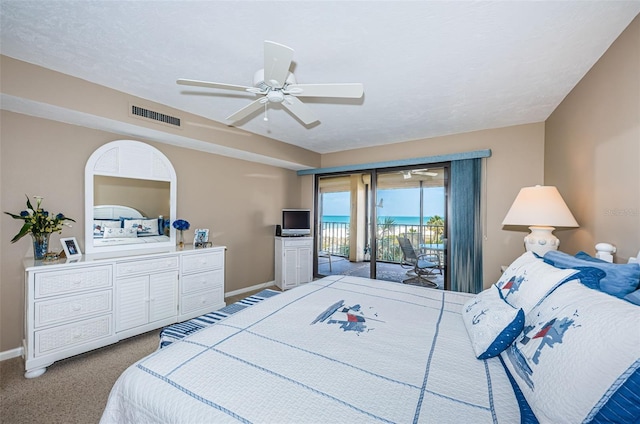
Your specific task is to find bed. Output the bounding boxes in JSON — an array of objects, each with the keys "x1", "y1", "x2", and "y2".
[
  {"x1": 93, "y1": 205, "x2": 170, "y2": 246},
  {"x1": 100, "y1": 250, "x2": 640, "y2": 423}
]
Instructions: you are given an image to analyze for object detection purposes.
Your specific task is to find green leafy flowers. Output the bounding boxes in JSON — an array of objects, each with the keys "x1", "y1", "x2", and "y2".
[{"x1": 4, "y1": 195, "x2": 75, "y2": 243}]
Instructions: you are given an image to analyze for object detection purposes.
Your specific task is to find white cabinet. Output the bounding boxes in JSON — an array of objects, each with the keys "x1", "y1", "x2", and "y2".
[
  {"x1": 23, "y1": 245, "x2": 226, "y2": 378},
  {"x1": 114, "y1": 255, "x2": 179, "y2": 337},
  {"x1": 179, "y1": 248, "x2": 225, "y2": 321},
  {"x1": 275, "y1": 237, "x2": 313, "y2": 290}
]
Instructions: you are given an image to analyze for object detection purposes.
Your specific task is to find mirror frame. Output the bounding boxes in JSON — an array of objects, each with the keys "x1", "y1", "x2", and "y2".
[{"x1": 84, "y1": 140, "x2": 177, "y2": 255}]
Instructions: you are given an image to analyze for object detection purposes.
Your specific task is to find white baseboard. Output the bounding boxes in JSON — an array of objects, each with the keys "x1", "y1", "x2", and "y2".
[
  {"x1": 225, "y1": 280, "x2": 275, "y2": 298},
  {"x1": 0, "y1": 346, "x2": 23, "y2": 362}
]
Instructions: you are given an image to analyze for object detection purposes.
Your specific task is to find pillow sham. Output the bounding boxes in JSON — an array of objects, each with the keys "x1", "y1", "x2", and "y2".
[
  {"x1": 543, "y1": 250, "x2": 640, "y2": 298},
  {"x1": 624, "y1": 289, "x2": 640, "y2": 306},
  {"x1": 93, "y1": 219, "x2": 121, "y2": 238},
  {"x1": 574, "y1": 250, "x2": 607, "y2": 263},
  {"x1": 496, "y1": 252, "x2": 578, "y2": 313},
  {"x1": 123, "y1": 218, "x2": 159, "y2": 237},
  {"x1": 103, "y1": 227, "x2": 138, "y2": 239},
  {"x1": 500, "y1": 280, "x2": 640, "y2": 423},
  {"x1": 462, "y1": 285, "x2": 524, "y2": 359}
]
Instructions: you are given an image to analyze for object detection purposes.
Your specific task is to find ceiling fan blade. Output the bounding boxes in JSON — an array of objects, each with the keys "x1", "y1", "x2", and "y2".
[
  {"x1": 263, "y1": 41, "x2": 294, "y2": 88},
  {"x1": 226, "y1": 98, "x2": 265, "y2": 123},
  {"x1": 177, "y1": 78, "x2": 252, "y2": 92},
  {"x1": 281, "y1": 96, "x2": 318, "y2": 125},
  {"x1": 412, "y1": 168, "x2": 438, "y2": 176},
  {"x1": 286, "y1": 83, "x2": 364, "y2": 98}
]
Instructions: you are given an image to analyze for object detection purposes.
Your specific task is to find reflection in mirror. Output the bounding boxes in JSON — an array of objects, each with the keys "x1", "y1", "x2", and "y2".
[
  {"x1": 94, "y1": 176, "x2": 170, "y2": 221},
  {"x1": 85, "y1": 140, "x2": 177, "y2": 255}
]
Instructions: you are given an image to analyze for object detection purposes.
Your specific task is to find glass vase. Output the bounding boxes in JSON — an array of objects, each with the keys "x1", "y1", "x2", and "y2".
[
  {"x1": 178, "y1": 230, "x2": 184, "y2": 249},
  {"x1": 31, "y1": 233, "x2": 51, "y2": 260}
]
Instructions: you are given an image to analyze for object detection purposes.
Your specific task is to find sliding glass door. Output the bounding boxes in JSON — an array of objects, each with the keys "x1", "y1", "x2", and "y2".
[
  {"x1": 375, "y1": 167, "x2": 447, "y2": 287},
  {"x1": 316, "y1": 173, "x2": 373, "y2": 279},
  {"x1": 315, "y1": 166, "x2": 447, "y2": 287}
]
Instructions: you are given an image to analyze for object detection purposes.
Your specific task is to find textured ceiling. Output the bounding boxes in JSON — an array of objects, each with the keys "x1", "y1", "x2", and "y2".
[{"x1": 1, "y1": 1, "x2": 639, "y2": 154}]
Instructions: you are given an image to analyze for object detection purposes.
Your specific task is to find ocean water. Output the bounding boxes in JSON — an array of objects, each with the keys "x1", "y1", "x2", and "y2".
[{"x1": 322, "y1": 215, "x2": 435, "y2": 225}]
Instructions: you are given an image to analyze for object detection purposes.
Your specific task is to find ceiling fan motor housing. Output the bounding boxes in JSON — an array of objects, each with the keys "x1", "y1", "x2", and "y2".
[{"x1": 253, "y1": 69, "x2": 297, "y2": 90}]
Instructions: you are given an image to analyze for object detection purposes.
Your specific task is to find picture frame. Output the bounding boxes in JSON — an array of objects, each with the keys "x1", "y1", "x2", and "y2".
[
  {"x1": 194, "y1": 229, "x2": 210, "y2": 248},
  {"x1": 60, "y1": 237, "x2": 82, "y2": 259}
]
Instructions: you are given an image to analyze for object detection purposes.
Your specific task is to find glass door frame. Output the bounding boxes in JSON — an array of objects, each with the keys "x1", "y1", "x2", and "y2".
[
  {"x1": 313, "y1": 163, "x2": 449, "y2": 288},
  {"x1": 314, "y1": 171, "x2": 376, "y2": 279},
  {"x1": 373, "y1": 164, "x2": 449, "y2": 288}
]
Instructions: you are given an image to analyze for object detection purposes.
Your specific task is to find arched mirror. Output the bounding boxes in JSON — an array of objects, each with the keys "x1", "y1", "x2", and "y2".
[{"x1": 85, "y1": 140, "x2": 177, "y2": 255}]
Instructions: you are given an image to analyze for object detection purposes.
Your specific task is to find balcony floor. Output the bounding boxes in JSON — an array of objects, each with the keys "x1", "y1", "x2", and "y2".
[{"x1": 317, "y1": 255, "x2": 444, "y2": 289}]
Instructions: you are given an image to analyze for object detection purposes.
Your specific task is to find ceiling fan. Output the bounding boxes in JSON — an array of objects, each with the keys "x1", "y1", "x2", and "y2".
[
  {"x1": 177, "y1": 41, "x2": 364, "y2": 125},
  {"x1": 402, "y1": 169, "x2": 439, "y2": 179}
]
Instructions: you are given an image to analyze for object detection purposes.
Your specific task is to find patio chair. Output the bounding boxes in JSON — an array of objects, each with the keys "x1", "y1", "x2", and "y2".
[
  {"x1": 396, "y1": 236, "x2": 440, "y2": 287},
  {"x1": 318, "y1": 250, "x2": 332, "y2": 271}
]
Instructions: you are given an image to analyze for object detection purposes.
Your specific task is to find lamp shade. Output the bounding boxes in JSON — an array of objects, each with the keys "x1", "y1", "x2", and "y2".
[{"x1": 502, "y1": 185, "x2": 578, "y2": 227}]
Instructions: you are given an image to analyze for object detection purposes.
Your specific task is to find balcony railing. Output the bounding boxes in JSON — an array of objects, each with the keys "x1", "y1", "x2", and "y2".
[{"x1": 319, "y1": 222, "x2": 444, "y2": 263}]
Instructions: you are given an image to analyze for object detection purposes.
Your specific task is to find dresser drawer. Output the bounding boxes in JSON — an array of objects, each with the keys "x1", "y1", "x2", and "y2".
[
  {"x1": 283, "y1": 239, "x2": 312, "y2": 248},
  {"x1": 181, "y1": 286, "x2": 224, "y2": 315},
  {"x1": 182, "y1": 250, "x2": 224, "y2": 274},
  {"x1": 35, "y1": 289, "x2": 113, "y2": 328},
  {"x1": 181, "y1": 269, "x2": 224, "y2": 294},
  {"x1": 34, "y1": 314, "x2": 113, "y2": 357},
  {"x1": 116, "y1": 256, "x2": 178, "y2": 277},
  {"x1": 35, "y1": 266, "x2": 112, "y2": 299}
]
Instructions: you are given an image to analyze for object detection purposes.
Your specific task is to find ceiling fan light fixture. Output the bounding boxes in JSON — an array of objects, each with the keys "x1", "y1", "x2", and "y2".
[{"x1": 266, "y1": 90, "x2": 285, "y2": 103}]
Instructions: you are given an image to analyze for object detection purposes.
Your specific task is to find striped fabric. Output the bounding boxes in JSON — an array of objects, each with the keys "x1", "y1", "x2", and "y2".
[{"x1": 158, "y1": 289, "x2": 280, "y2": 348}]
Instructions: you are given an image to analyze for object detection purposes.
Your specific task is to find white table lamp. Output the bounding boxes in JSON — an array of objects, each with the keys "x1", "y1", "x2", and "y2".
[{"x1": 502, "y1": 185, "x2": 578, "y2": 256}]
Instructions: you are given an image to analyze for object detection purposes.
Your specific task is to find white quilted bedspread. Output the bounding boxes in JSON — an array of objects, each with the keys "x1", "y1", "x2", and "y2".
[{"x1": 100, "y1": 276, "x2": 521, "y2": 423}]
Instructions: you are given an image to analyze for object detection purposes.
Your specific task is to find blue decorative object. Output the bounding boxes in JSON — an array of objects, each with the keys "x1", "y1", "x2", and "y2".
[
  {"x1": 172, "y1": 219, "x2": 190, "y2": 231},
  {"x1": 543, "y1": 250, "x2": 640, "y2": 298},
  {"x1": 172, "y1": 219, "x2": 190, "y2": 249},
  {"x1": 31, "y1": 233, "x2": 50, "y2": 261}
]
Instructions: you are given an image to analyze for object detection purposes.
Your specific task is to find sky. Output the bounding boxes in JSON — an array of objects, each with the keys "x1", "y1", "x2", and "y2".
[{"x1": 322, "y1": 187, "x2": 445, "y2": 217}]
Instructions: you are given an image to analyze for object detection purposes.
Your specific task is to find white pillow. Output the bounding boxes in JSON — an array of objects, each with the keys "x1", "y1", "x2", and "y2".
[
  {"x1": 93, "y1": 219, "x2": 121, "y2": 237},
  {"x1": 462, "y1": 285, "x2": 524, "y2": 359},
  {"x1": 123, "y1": 218, "x2": 159, "y2": 237},
  {"x1": 103, "y1": 227, "x2": 138, "y2": 238},
  {"x1": 500, "y1": 280, "x2": 640, "y2": 423},
  {"x1": 496, "y1": 252, "x2": 578, "y2": 313}
]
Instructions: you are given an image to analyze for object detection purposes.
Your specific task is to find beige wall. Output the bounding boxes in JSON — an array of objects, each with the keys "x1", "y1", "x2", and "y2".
[
  {"x1": 0, "y1": 110, "x2": 303, "y2": 352},
  {"x1": 0, "y1": 55, "x2": 321, "y2": 170},
  {"x1": 322, "y1": 123, "x2": 546, "y2": 288},
  {"x1": 545, "y1": 14, "x2": 640, "y2": 261},
  {"x1": 2, "y1": 15, "x2": 638, "y2": 354}
]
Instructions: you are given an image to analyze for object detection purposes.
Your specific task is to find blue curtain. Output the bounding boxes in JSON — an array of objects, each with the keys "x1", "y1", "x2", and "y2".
[{"x1": 449, "y1": 158, "x2": 483, "y2": 294}]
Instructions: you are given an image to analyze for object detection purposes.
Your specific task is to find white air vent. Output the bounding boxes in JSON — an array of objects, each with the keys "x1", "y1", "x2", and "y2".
[{"x1": 130, "y1": 104, "x2": 181, "y2": 127}]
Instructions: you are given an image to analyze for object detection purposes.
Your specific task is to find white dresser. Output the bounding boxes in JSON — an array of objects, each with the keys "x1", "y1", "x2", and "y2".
[
  {"x1": 274, "y1": 236, "x2": 313, "y2": 290},
  {"x1": 23, "y1": 245, "x2": 225, "y2": 378}
]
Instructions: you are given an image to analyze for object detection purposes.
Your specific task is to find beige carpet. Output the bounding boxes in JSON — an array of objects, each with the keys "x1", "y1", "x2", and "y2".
[{"x1": 0, "y1": 330, "x2": 159, "y2": 424}]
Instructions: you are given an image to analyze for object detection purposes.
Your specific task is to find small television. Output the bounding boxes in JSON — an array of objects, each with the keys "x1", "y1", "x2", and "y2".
[{"x1": 282, "y1": 209, "x2": 311, "y2": 236}]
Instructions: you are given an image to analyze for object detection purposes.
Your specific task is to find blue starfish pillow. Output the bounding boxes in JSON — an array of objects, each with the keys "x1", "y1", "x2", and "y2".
[{"x1": 462, "y1": 285, "x2": 525, "y2": 359}]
